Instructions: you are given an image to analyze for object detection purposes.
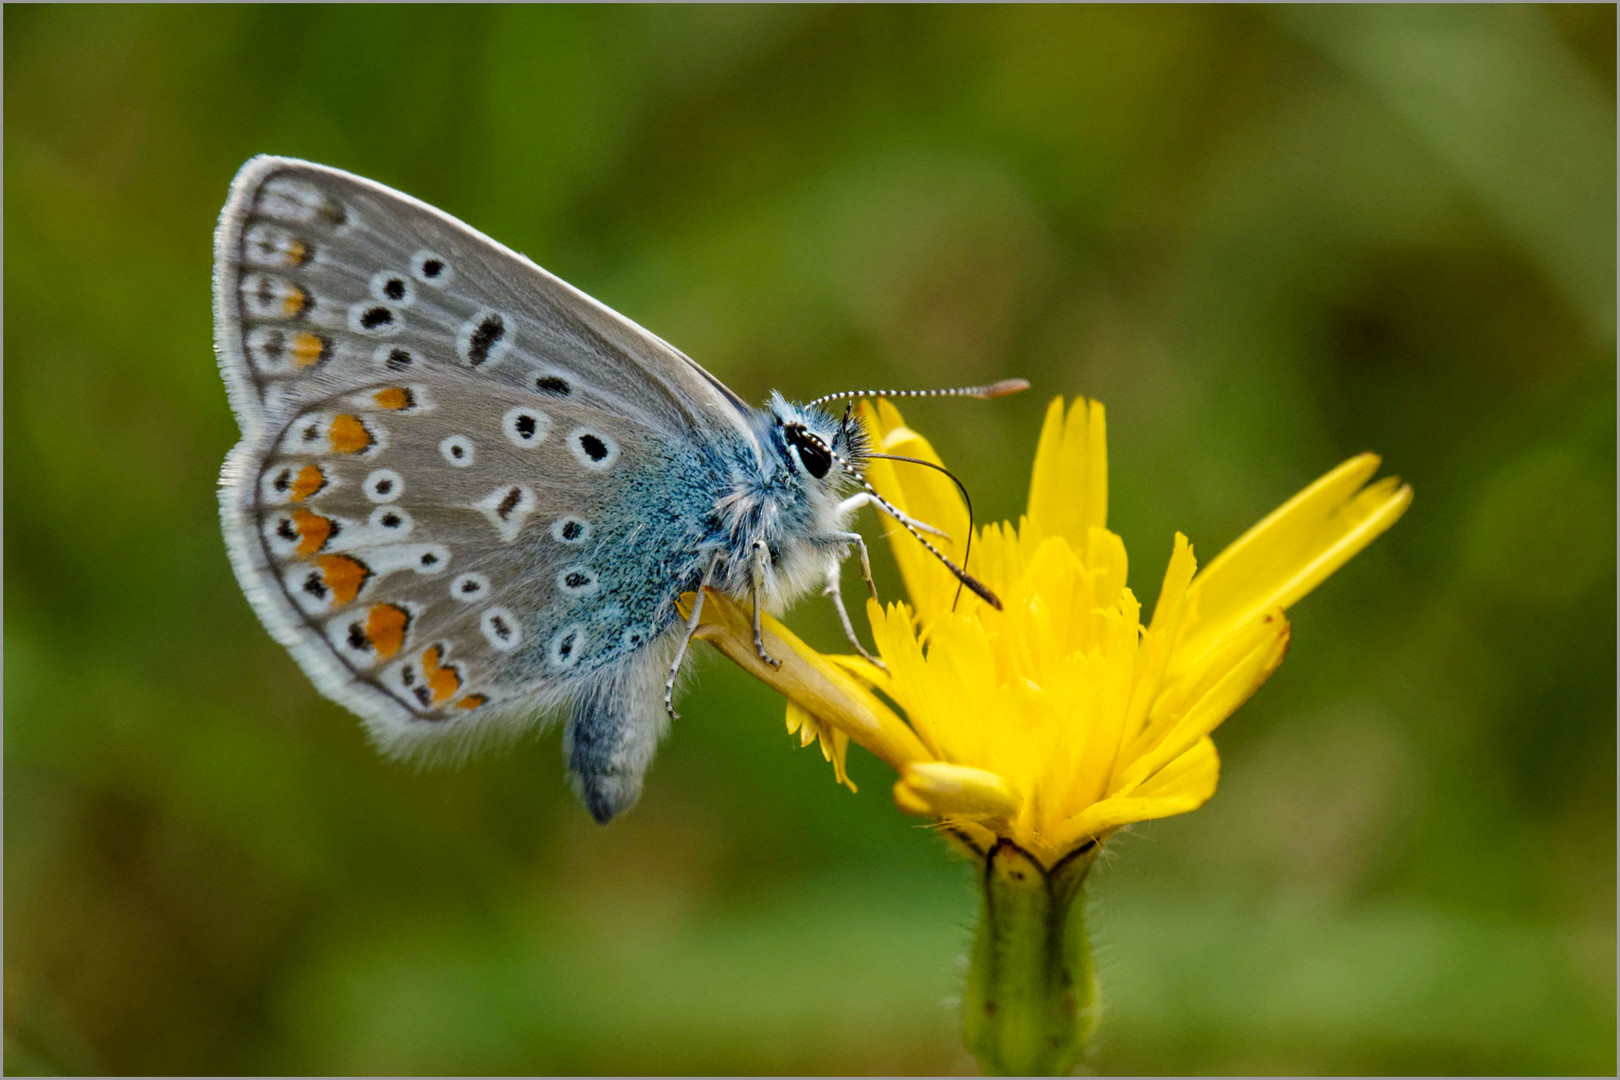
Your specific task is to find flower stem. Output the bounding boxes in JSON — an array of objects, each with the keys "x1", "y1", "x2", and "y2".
[{"x1": 963, "y1": 839, "x2": 1100, "y2": 1076}]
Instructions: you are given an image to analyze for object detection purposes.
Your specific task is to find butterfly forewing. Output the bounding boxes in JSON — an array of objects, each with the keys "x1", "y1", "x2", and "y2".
[{"x1": 213, "y1": 156, "x2": 755, "y2": 443}]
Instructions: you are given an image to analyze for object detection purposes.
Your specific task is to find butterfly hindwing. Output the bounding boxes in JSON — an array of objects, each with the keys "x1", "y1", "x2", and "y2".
[{"x1": 223, "y1": 364, "x2": 731, "y2": 762}]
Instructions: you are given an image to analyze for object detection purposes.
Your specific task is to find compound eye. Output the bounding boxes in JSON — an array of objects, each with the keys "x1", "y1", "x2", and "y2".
[{"x1": 795, "y1": 437, "x2": 832, "y2": 479}]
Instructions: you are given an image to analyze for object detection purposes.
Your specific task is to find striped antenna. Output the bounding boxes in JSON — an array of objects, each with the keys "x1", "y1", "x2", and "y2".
[
  {"x1": 788, "y1": 426, "x2": 1003, "y2": 611},
  {"x1": 807, "y1": 378, "x2": 1030, "y2": 411}
]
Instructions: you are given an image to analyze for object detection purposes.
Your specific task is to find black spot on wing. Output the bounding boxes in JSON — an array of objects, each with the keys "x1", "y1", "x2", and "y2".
[{"x1": 467, "y1": 314, "x2": 504, "y2": 366}]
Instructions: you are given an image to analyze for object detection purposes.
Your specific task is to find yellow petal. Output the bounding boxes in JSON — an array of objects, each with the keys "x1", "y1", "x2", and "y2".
[
  {"x1": 1125, "y1": 532, "x2": 1198, "y2": 736},
  {"x1": 896, "y1": 761, "x2": 1022, "y2": 823},
  {"x1": 1177, "y1": 455, "x2": 1411, "y2": 670},
  {"x1": 685, "y1": 589, "x2": 932, "y2": 771},
  {"x1": 1026, "y1": 397, "x2": 1107, "y2": 546},
  {"x1": 1113, "y1": 613, "x2": 1289, "y2": 796},
  {"x1": 1052, "y1": 736, "x2": 1220, "y2": 850},
  {"x1": 784, "y1": 702, "x2": 859, "y2": 792},
  {"x1": 825, "y1": 653, "x2": 893, "y2": 695}
]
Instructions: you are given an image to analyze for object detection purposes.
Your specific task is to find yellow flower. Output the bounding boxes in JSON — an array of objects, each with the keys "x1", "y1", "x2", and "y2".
[
  {"x1": 687, "y1": 395, "x2": 1409, "y2": 1074},
  {"x1": 692, "y1": 395, "x2": 1410, "y2": 868}
]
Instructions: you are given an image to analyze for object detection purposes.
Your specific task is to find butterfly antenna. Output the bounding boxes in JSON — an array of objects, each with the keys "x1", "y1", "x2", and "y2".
[
  {"x1": 806, "y1": 377, "x2": 1030, "y2": 411},
  {"x1": 802, "y1": 432, "x2": 1003, "y2": 611},
  {"x1": 866, "y1": 452, "x2": 977, "y2": 612}
]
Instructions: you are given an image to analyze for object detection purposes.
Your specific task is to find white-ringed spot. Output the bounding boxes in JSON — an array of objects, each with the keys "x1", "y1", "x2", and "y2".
[
  {"x1": 369, "y1": 506, "x2": 412, "y2": 534},
  {"x1": 621, "y1": 626, "x2": 649, "y2": 651},
  {"x1": 548, "y1": 624, "x2": 588, "y2": 670},
  {"x1": 474, "y1": 484, "x2": 535, "y2": 543},
  {"x1": 502, "y1": 406, "x2": 551, "y2": 447},
  {"x1": 333, "y1": 617, "x2": 375, "y2": 660},
  {"x1": 281, "y1": 412, "x2": 330, "y2": 454},
  {"x1": 412, "y1": 545, "x2": 449, "y2": 574},
  {"x1": 246, "y1": 326, "x2": 289, "y2": 371},
  {"x1": 480, "y1": 607, "x2": 522, "y2": 652},
  {"x1": 363, "y1": 468, "x2": 404, "y2": 502},
  {"x1": 369, "y1": 270, "x2": 416, "y2": 307},
  {"x1": 243, "y1": 223, "x2": 310, "y2": 268},
  {"x1": 439, "y1": 435, "x2": 475, "y2": 467},
  {"x1": 373, "y1": 344, "x2": 418, "y2": 371},
  {"x1": 450, "y1": 572, "x2": 491, "y2": 603},
  {"x1": 241, "y1": 273, "x2": 310, "y2": 319},
  {"x1": 457, "y1": 309, "x2": 510, "y2": 367},
  {"x1": 347, "y1": 301, "x2": 402, "y2": 337},
  {"x1": 550, "y1": 516, "x2": 592, "y2": 546},
  {"x1": 557, "y1": 565, "x2": 600, "y2": 597},
  {"x1": 410, "y1": 249, "x2": 453, "y2": 287},
  {"x1": 567, "y1": 427, "x2": 620, "y2": 472},
  {"x1": 264, "y1": 514, "x2": 300, "y2": 557}
]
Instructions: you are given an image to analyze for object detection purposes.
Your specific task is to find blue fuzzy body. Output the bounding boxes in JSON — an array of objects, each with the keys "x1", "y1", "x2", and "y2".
[{"x1": 556, "y1": 395, "x2": 866, "y2": 821}]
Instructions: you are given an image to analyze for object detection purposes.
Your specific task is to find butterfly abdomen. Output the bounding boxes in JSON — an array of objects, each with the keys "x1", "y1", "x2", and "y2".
[{"x1": 562, "y1": 633, "x2": 682, "y2": 823}]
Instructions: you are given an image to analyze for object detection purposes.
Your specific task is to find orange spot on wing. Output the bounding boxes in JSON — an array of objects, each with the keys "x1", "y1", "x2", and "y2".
[
  {"x1": 328, "y1": 414, "x2": 372, "y2": 454},
  {"x1": 282, "y1": 284, "x2": 308, "y2": 317},
  {"x1": 420, "y1": 645, "x2": 462, "y2": 705},
  {"x1": 289, "y1": 464, "x2": 326, "y2": 502},
  {"x1": 287, "y1": 239, "x2": 307, "y2": 265},
  {"x1": 317, "y1": 554, "x2": 370, "y2": 605},
  {"x1": 372, "y1": 387, "x2": 414, "y2": 410},
  {"x1": 366, "y1": 604, "x2": 410, "y2": 660},
  {"x1": 291, "y1": 509, "x2": 334, "y2": 555},
  {"x1": 456, "y1": 694, "x2": 488, "y2": 711},
  {"x1": 291, "y1": 332, "x2": 328, "y2": 368}
]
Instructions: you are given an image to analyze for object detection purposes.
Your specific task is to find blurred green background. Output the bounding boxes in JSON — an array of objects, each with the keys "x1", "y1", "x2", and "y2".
[{"x1": 6, "y1": 5, "x2": 1615, "y2": 1075}]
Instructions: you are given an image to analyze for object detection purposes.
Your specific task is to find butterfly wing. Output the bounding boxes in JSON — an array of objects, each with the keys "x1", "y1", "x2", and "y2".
[
  {"x1": 213, "y1": 155, "x2": 757, "y2": 447},
  {"x1": 221, "y1": 367, "x2": 724, "y2": 765},
  {"x1": 213, "y1": 157, "x2": 758, "y2": 807}
]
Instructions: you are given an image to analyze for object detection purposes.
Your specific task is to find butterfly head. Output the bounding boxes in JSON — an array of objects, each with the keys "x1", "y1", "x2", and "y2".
[{"x1": 767, "y1": 393, "x2": 868, "y2": 487}]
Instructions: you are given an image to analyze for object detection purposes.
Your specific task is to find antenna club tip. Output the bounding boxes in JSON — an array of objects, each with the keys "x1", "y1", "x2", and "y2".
[{"x1": 976, "y1": 378, "x2": 1031, "y2": 399}]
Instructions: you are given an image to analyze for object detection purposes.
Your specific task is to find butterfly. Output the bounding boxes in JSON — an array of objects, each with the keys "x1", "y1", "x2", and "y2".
[{"x1": 214, "y1": 156, "x2": 1023, "y2": 822}]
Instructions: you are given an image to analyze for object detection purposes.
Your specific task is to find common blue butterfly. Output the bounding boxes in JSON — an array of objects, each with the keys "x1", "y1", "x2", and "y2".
[{"x1": 214, "y1": 157, "x2": 1022, "y2": 822}]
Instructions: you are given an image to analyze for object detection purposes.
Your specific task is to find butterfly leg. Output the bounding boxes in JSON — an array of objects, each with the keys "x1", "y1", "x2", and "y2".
[
  {"x1": 837, "y1": 492, "x2": 952, "y2": 542},
  {"x1": 822, "y1": 556, "x2": 886, "y2": 668},
  {"x1": 812, "y1": 531, "x2": 884, "y2": 665},
  {"x1": 813, "y1": 529, "x2": 879, "y2": 599},
  {"x1": 750, "y1": 539, "x2": 781, "y2": 669},
  {"x1": 664, "y1": 562, "x2": 716, "y2": 722}
]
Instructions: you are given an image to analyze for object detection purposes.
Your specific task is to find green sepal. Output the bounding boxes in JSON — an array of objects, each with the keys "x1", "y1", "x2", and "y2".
[{"x1": 962, "y1": 838, "x2": 1100, "y2": 1076}]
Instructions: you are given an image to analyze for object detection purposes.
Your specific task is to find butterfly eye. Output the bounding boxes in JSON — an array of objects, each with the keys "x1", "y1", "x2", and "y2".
[
  {"x1": 787, "y1": 427, "x2": 832, "y2": 479},
  {"x1": 798, "y1": 442, "x2": 831, "y2": 479}
]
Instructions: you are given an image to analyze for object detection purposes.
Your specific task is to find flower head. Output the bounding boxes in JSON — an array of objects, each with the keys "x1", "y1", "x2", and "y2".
[
  {"x1": 688, "y1": 394, "x2": 1409, "y2": 1074},
  {"x1": 693, "y1": 395, "x2": 1410, "y2": 868}
]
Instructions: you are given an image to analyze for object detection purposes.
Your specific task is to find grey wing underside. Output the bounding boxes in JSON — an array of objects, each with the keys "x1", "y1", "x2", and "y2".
[
  {"x1": 218, "y1": 373, "x2": 694, "y2": 765},
  {"x1": 210, "y1": 156, "x2": 747, "y2": 770},
  {"x1": 212, "y1": 155, "x2": 757, "y2": 448}
]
